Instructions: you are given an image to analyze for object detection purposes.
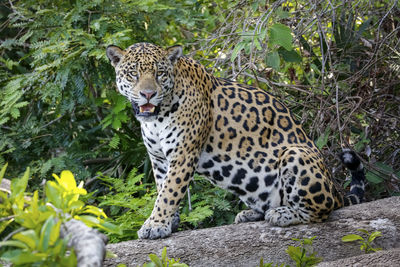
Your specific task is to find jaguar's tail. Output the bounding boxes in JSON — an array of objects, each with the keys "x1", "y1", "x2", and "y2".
[{"x1": 339, "y1": 149, "x2": 366, "y2": 206}]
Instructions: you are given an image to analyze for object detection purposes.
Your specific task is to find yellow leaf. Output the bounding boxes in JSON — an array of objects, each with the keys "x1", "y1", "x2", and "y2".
[
  {"x1": 59, "y1": 170, "x2": 77, "y2": 190},
  {"x1": 73, "y1": 187, "x2": 87, "y2": 195},
  {"x1": 52, "y1": 173, "x2": 62, "y2": 184},
  {"x1": 52, "y1": 171, "x2": 86, "y2": 195}
]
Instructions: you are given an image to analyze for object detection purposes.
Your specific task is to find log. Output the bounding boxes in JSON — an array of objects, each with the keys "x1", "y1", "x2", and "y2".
[
  {"x1": 104, "y1": 196, "x2": 400, "y2": 266},
  {"x1": 60, "y1": 219, "x2": 108, "y2": 267},
  {"x1": 319, "y1": 247, "x2": 400, "y2": 267}
]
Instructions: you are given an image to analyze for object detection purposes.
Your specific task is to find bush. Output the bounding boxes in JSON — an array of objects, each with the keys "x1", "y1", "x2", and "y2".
[{"x1": 0, "y1": 164, "x2": 120, "y2": 266}]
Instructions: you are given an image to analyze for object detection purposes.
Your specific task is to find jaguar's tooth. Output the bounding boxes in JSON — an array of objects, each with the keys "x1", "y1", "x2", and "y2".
[
  {"x1": 150, "y1": 107, "x2": 155, "y2": 113},
  {"x1": 140, "y1": 106, "x2": 144, "y2": 113}
]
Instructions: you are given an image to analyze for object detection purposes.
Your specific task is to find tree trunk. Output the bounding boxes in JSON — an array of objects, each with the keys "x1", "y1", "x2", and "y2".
[{"x1": 104, "y1": 196, "x2": 400, "y2": 266}]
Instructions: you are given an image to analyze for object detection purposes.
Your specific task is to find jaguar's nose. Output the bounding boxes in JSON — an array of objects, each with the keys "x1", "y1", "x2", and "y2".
[{"x1": 140, "y1": 90, "x2": 157, "y2": 101}]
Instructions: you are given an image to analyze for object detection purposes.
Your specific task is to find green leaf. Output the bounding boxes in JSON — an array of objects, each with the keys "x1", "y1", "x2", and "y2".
[
  {"x1": 106, "y1": 250, "x2": 118, "y2": 259},
  {"x1": 342, "y1": 234, "x2": 364, "y2": 242},
  {"x1": 356, "y1": 18, "x2": 372, "y2": 38},
  {"x1": 0, "y1": 251, "x2": 47, "y2": 264},
  {"x1": 0, "y1": 240, "x2": 29, "y2": 250},
  {"x1": 98, "y1": 221, "x2": 123, "y2": 235},
  {"x1": 161, "y1": 247, "x2": 167, "y2": 265},
  {"x1": 0, "y1": 219, "x2": 14, "y2": 234},
  {"x1": 302, "y1": 236, "x2": 316, "y2": 245},
  {"x1": 148, "y1": 254, "x2": 163, "y2": 267},
  {"x1": 279, "y1": 48, "x2": 302, "y2": 63},
  {"x1": 68, "y1": 200, "x2": 85, "y2": 210},
  {"x1": 315, "y1": 128, "x2": 331, "y2": 149},
  {"x1": 45, "y1": 181, "x2": 62, "y2": 208},
  {"x1": 180, "y1": 205, "x2": 213, "y2": 226},
  {"x1": 74, "y1": 215, "x2": 100, "y2": 228},
  {"x1": 112, "y1": 117, "x2": 122, "y2": 129},
  {"x1": 266, "y1": 51, "x2": 280, "y2": 70},
  {"x1": 39, "y1": 216, "x2": 58, "y2": 251},
  {"x1": 365, "y1": 171, "x2": 384, "y2": 184},
  {"x1": 343, "y1": 179, "x2": 351, "y2": 189},
  {"x1": 10, "y1": 107, "x2": 20, "y2": 119},
  {"x1": 285, "y1": 246, "x2": 303, "y2": 262},
  {"x1": 0, "y1": 163, "x2": 7, "y2": 184},
  {"x1": 81, "y1": 205, "x2": 107, "y2": 217},
  {"x1": 231, "y1": 42, "x2": 245, "y2": 62},
  {"x1": 368, "y1": 231, "x2": 382, "y2": 242},
  {"x1": 269, "y1": 23, "x2": 293, "y2": 50},
  {"x1": 109, "y1": 134, "x2": 120, "y2": 149},
  {"x1": 13, "y1": 230, "x2": 38, "y2": 250},
  {"x1": 375, "y1": 162, "x2": 394, "y2": 175},
  {"x1": 357, "y1": 229, "x2": 369, "y2": 235},
  {"x1": 11, "y1": 167, "x2": 30, "y2": 199}
]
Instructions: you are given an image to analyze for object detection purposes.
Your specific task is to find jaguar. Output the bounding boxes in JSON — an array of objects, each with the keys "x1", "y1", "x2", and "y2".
[{"x1": 106, "y1": 42, "x2": 365, "y2": 239}]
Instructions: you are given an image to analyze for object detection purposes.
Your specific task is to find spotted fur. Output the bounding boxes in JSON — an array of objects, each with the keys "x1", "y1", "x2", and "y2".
[{"x1": 106, "y1": 43, "x2": 366, "y2": 239}]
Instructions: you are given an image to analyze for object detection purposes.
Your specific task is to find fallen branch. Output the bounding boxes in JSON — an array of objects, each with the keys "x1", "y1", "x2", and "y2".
[
  {"x1": 60, "y1": 219, "x2": 108, "y2": 267},
  {"x1": 104, "y1": 197, "x2": 400, "y2": 266}
]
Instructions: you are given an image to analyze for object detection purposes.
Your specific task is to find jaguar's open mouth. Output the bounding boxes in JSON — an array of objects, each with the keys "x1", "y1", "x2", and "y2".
[
  {"x1": 140, "y1": 103, "x2": 156, "y2": 114},
  {"x1": 132, "y1": 102, "x2": 160, "y2": 117}
]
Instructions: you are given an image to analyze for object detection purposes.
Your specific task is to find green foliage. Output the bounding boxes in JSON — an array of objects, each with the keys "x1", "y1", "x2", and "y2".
[
  {"x1": 260, "y1": 237, "x2": 322, "y2": 267},
  {"x1": 315, "y1": 128, "x2": 331, "y2": 150},
  {"x1": 268, "y1": 24, "x2": 293, "y2": 51},
  {"x1": 286, "y1": 237, "x2": 323, "y2": 267},
  {"x1": 0, "y1": 0, "x2": 220, "y2": 181},
  {"x1": 0, "y1": 165, "x2": 120, "y2": 266},
  {"x1": 180, "y1": 174, "x2": 243, "y2": 229},
  {"x1": 0, "y1": 217, "x2": 76, "y2": 266},
  {"x1": 96, "y1": 172, "x2": 241, "y2": 242},
  {"x1": 142, "y1": 247, "x2": 188, "y2": 267},
  {"x1": 95, "y1": 169, "x2": 156, "y2": 242},
  {"x1": 342, "y1": 229, "x2": 382, "y2": 253},
  {"x1": 231, "y1": 21, "x2": 300, "y2": 71}
]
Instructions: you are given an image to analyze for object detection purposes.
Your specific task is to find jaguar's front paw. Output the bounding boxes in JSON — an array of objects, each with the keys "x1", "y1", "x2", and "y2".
[
  {"x1": 137, "y1": 219, "x2": 172, "y2": 239},
  {"x1": 235, "y1": 209, "x2": 264, "y2": 224},
  {"x1": 265, "y1": 206, "x2": 300, "y2": 227}
]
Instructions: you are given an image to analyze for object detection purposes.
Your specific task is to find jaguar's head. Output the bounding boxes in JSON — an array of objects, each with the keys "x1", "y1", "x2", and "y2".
[{"x1": 106, "y1": 43, "x2": 182, "y2": 122}]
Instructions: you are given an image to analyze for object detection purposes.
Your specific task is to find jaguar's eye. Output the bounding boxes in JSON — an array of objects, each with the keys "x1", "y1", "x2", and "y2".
[
  {"x1": 129, "y1": 71, "x2": 138, "y2": 79},
  {"x1": 157, "y1": 70, "x2": 164, "y2": 77}
]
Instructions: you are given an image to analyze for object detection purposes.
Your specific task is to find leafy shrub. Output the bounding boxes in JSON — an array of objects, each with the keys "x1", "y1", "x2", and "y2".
[
  {"x1": 95, "y1": 170, "x2": 156, "y2": 242},
  {"x1": 0, "y1": 164, "x2": 120, "y2": 266},
  {"x1": 286, "y1": 237, "x2": 323, "y2": 267},
  {"x1": 260, "y1": 236, "x2": 322, "y2": 267},
  {"x1": 143, "y1": 247, "x2": 188, "y2": 267},
  {"x1": 342, "y1": 229, "x2": 382, "y2": 253},
  {"x1": 95, "y1": 172, "x2": 242, "y2": 242},
  {"x1": 180, "y1": 174, "x2": 243, "y2": 229}
]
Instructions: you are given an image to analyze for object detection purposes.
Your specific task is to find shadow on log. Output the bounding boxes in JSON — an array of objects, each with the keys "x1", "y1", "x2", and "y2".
[{"x1": 104, "y1": 197, "x2": 400, "y2": 267}]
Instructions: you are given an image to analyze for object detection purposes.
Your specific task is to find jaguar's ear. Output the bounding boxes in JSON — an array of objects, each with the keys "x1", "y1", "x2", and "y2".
[
  {"x1": 106, "y1": 45, "x2": 125, "y2": 68},
  {"x1": 166, "y1": 45, "x2": 183, "y2": 64}
]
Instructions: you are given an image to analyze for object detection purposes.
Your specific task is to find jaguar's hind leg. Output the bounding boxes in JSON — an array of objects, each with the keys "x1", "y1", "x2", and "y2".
[{"x1": 235, "y1": 209, "x2": 264, "y2": 223}]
